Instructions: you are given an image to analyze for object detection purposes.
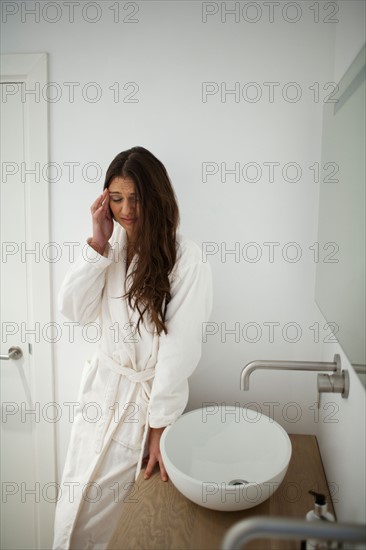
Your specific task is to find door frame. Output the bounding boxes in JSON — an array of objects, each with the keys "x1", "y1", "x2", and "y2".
[{"x1": 1, "y1": 53, "x2": 56, "y2": 548}]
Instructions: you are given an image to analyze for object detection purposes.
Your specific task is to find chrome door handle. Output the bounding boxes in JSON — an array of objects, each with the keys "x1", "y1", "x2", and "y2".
[{"x1": 0, "y1": 346, "x2": 23, "y2": 360}]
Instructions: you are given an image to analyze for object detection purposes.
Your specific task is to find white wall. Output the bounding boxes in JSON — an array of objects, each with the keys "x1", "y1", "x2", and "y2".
[{"x1": 2, "y1": 0, "x2": 364, "y2": 524}]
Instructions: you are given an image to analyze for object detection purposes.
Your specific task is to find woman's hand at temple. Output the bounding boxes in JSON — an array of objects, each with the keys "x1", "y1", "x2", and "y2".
[{"x1": 89, "y1": 188, "x2": 114, "y2": 252}]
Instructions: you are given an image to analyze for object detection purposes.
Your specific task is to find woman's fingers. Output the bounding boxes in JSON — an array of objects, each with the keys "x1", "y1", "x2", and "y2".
[
  {"x1": 144, "y1": 458, "x2": 153, "y2": 480},
  {"x1": 101, "y1": 190, "x2": 111, "y2": 217},
  {"x1": 144, "y1": 454, "x2": 168, "y2": 482},
  {"x1": 90, "y1": 193, "x2": 102, "y2": 212},
  {"x1": 90, "y1": 189, "x2": 113, "y2": 243},
  {"x1": 101, "y1": 188, "x2": 109, "y2": 208},
  {"x1": 144, "y1": 427, "x2": 168, "y2": 481},
  {"x1": 158, "y1": 457, "x2": 168, "y2": 482},
  {"x1": 92, "y1": 197, "x2": 111, "y2": 226},
  {"x1": 91, "y1": 189, "x2": 108, "y2": 213}
]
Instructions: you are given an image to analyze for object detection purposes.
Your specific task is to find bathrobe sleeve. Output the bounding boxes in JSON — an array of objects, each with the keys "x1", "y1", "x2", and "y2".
[
  {"x1": 148, "y1": 240, "x2": 213, "y2": 428},
  {"x1": 58, "y1": 242, "x2": 113, "y2": 325}
]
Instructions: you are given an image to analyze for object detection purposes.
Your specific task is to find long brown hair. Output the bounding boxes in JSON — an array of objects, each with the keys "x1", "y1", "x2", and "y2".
[{"x1": 103, "y1": 146, "x2": 180, "y2": 336}]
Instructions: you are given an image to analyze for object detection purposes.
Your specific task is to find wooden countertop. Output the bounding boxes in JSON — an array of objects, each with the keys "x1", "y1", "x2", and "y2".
[{"x1": 108, "y1": 435, "x2": 335, "y2": 550}]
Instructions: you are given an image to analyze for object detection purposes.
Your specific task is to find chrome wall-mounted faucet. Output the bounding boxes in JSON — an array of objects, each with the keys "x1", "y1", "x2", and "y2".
[
  {"x1": 240, "y1": 354, "x2": 349, "y2": 406},
  {"x1": 222, "y1": 516, "x2": 366, "y2": 550}
]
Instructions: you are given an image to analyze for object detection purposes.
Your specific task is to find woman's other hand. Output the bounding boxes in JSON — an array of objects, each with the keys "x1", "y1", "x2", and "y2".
[
  {"x1": 144, "y1": 427, "x2": 168, "y2": 482},
  {"x1": 90, "y1": 188, "x2": 114, "y2": 248}
]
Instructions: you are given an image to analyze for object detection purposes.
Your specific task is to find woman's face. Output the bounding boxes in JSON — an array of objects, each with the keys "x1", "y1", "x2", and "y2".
[{"x1": 108, "y1": 176, "x2": 140, "y2": 241}]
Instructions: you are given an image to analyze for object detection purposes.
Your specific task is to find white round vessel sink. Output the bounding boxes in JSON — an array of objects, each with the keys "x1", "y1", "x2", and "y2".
[{"x1": 160, "y1": 405, "x2": 292, "y2": 511}]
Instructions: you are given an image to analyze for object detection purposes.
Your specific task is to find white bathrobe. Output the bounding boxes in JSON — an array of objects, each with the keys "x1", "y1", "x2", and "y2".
[{"x1": 52, "y1": 223, "x2": 213, "y2": 549}]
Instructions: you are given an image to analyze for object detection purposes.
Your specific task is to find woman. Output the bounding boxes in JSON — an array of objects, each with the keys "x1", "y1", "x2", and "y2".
[{"x1": 52, "y1": 146, "x2": 213, "y2": 549}]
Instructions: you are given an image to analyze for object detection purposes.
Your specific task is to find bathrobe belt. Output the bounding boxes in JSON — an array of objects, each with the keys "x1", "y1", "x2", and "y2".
[{"x1": 94, "y1": 346, "x2": 156, "y2": 456}]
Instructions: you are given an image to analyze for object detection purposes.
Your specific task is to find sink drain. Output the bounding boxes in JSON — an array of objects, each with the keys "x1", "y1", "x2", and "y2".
[{"x1": 228, "y1": 479, "x2": 249, "y2": 486}]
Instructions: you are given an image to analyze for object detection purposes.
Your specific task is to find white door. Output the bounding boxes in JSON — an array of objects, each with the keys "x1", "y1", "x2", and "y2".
[
  {"x1": 0, "y1": 54, "x2": 56, "y2": 550},
  {"x1": 0, "y1": 82, "x2": 39, "y2": 549}
]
